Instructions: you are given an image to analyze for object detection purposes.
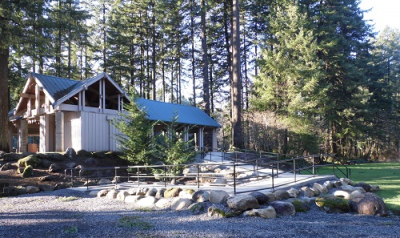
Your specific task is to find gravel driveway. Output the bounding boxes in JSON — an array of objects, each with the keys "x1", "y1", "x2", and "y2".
[{"x1": 1, "y1": 188, "x2": 400, "y2": 238}]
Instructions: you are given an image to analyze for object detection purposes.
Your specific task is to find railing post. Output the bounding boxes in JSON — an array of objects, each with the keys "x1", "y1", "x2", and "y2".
[
  {"x1": 164, "y1": 165, "x2": 167, "y2": 188},
  {"x1": 271, "y1": 164, "x2": 274, "y2": 190},
  {"x1": 277, "y1": 154, "x2": 280, "y2": 177},
  {"x1": 115, "y1": 167, "x2": 118, "y2": 188},
  {"x1": 312, "y1": 157, "x2": 315, "y2": 175},
  {"x1": 293, "y1": 157, "x2": 296, "y2": 183},
  {"x1": 70, "y1": 169, "x2": 74, "y2": 188},
  {"x1": 233, "y1": 162, "x2": 236, "y2": 195},
  {"x1": 197, "y1": 164, "x2": 200, "y2": 190},
  {"x1": 137, "y1": 167, "x2": 140, "y2": 187}
]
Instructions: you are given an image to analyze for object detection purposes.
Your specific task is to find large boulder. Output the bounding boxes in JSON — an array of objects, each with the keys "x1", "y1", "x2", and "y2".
[
  {"x1": 301, "y1": 186, "x2": 315, "y2": 198},
  {"x1": 207, "y1": 205, "x2": 240, "y2": 218},
  {"x1": 98, "y1": 178, "x2": 112, "y2": 185},
  {"x1": 49, "y1": 163, "x2": 61, "y2": 173},
  {"x1": 3, "y1": 153, "x2": 24, "y2": 162},
  {"x1": 287, "y1": 187, "x2": 300, "y2": 198},
  {"x1": 136, "y1": 196, "x2": 158, "y2": 208},
  {"x1": 273, "y1": 190, "x2": 290, "y2": 200},
  {"x1": 227, "y1": 194, "x2": 259, "y2": 211},
  {"x1": 106, "y1": 189, "x2": 118, "y2": 199},
  {"x1": 192, "y1": 190, "x2": 210, "y2": 202},
  {"x1": 117, "y1": 191, "x2": 129, "y2": 201},
  {"x1": 155, "y1": 198, "x2": 173, "y2": 209},
  {"x1": 188, "y1": 202, "x2": 209, "y2": 215},
  {"x1": 144, "y1": 187, "x2": 157, "y2": 197},
  {"x1": 77, "y1": 150, "x2": 92, "y2": 157},
  {"x1": 287, "y1": 198, "x2": 311, "y2": 213},
  {"x1": 350, "y1": 192, "x2": 388, "y2": 216},
  {"x1": 84, "y1": 157, "x2": 98, "y2": 167},
  {"x1": 354, "y1": 182, "x2": 372, "y2": 192},
  {"x1": 156, "y1": 188, "x2": 166, "y2": 198},
  {"x1": 340, "y1": 178, "x2": 354, "y2": 185},
  {"x1": 313, "y1": 183, "x2": 328, "y2": 194},
  {"x1": 136, "y1": 187, "x2": 149, "y2": 196},
  {"x1": 39, "y1": 184, "x2": 55, "y2": 192},
  {"x1": 22, "y1": 165, "x2": 34, "y2": 178},
  {"x1": 41, "y1": 159, "x2": 53, "y2": 168},
  {"x1": 315, "y1": 194, "x2": 350, "y2": 213},
  {"x1": 164, "y1": 188, "x2": 182, "y2": 198},
  {"x1": 243, "y1": 206, "x2": 277, "y2": 219},
  {"x1": 179, "y1": 189, "x2": 195, "y2": 199},
  {"x1": 262, "y1": 191, "x2": 276, "y2": 202},
  {"x1": 17, "y1": 155, "x2": 42, "y2": 168},
  {"x1": 26, "y1": 186, "x2": 40, "y2": 194},
  {"x1": 340, "y1": 184, "x2": 365, "y2": 193},
  {"x1": 333, "y1": 190, "x2": 351, "y2": 200},
  {"x1": 65, "y1": 147, "x2": 77, "y2": 160},
  {"x1": 125, "y1": 195, "x2": 144, "y2": 204},
  {"x1": 171, "y1": 198, "x2": 193, "y2": 210},
  {"x1": 0, "y1": 163, "x2": 11, "y2": 171},
  {"x1": 97, "y1": 189, "x2": 109, "y2": 197},
  {"x1": 323, "y1": 180, "x2": 335, "y2": 190},
  {"x1": 209, "y1": 190, "x2": 229, "y2": 204},
  {"x1": 270, "y1": 201, "x2": 296, "y2": 216},
  {"x1": 249, "y1": 191, "x2": 269, "y2": 205}
]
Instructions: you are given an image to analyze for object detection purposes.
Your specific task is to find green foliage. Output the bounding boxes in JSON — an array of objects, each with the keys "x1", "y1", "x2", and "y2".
[
  {"x1": 62, "y1": 226, "x2": 78, "y2": 234},
  {"x1": 17, "y1": 155, "x2": 42, "y2": 168},
  {"x1": 118, "y1": 216, "x2": 153, "y2": 230},
  {"x1": 22, "y1": 165, "x2": 33, "y2": 178},
  {"x1": 153, "y1": 113, "x2": 196, "y2": 168},
  {"x1": 314, "y1": 162, "x2": 400, "y2": 212},
  {"x1": 113, "y1": 98, "x2": 156, "y2": 165},
  {"x1": 57, "y1": 196, "x2": 80, "y2": 202}
]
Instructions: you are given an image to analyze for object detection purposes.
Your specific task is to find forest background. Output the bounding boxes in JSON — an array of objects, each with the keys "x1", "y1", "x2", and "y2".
[{"x1": 1, "y1": 0, "x2": 400, "y2": 162}]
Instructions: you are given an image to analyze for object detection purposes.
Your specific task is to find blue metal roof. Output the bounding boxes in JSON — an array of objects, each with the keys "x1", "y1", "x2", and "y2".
[
  {"x1": 31, "y1": 73, "x2": 82, "y2": 103},
  {"x1": 136, "y1": 98, "x2": 221, "y2": 128}
]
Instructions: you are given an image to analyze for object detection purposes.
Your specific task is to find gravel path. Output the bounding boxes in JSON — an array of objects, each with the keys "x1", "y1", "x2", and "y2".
[{"x1": 1, "y1": 189, "x2": 400, "y2": 238}]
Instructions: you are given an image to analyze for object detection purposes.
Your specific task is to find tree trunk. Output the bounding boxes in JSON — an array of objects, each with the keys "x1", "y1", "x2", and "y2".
[
  {"x1": 201, "y1": 0, "x2": 210, "y2": 115},
  {"x1": 191, "y1": 0, "x2": 196, "y2": 107},
  {"x1": 151, "y1": 1, "x2": 156, "y2": 100},
  {"x1": 102, "y1": 2, "x2": 107, "y2": 73},
  {"x1": 0, "y1": 48, "x2": 10, "y2": 152},
  {"x1": 231, "y1": 0, "x2": 243, "y2": 148}
]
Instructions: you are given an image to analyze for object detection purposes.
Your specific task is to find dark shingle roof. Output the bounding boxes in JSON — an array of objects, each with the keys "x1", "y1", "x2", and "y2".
[{"x1": 136, "y1": 98, "x2": 221, "y2": 128}]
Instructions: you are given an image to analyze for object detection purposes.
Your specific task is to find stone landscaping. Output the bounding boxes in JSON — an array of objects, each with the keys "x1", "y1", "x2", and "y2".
[{"x1": 85, "y1": 177, "x2": 388, "y2": 219}]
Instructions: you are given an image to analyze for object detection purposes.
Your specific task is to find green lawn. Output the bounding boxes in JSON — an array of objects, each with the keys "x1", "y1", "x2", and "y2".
[{"x1": 313, "y1": 162, "x2": 400, "y2": 212}]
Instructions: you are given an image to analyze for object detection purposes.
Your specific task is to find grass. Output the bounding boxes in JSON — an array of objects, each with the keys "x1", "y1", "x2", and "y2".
[
  {"x1": 56, "y1": 196, "x2": 81, "y2": 202},
  {"x1": 312, "y1": 162, "x2": 400, "y2": 213},
  {"x1": 118, "y1": 216, "x2": 153, "y2": 230},
  {"x1": 62, "y1": 226, "x2": 78, "y2": 234}
]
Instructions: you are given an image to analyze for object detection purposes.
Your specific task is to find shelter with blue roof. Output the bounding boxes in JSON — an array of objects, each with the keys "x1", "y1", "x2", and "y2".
[{"x1": 8, "y1": 73, "x2": 220, "y2": 153}]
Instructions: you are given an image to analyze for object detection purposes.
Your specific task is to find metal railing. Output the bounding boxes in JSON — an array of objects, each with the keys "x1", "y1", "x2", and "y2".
[{"x1": 64, "y1": 151, "x2": 350, "y2": 195}]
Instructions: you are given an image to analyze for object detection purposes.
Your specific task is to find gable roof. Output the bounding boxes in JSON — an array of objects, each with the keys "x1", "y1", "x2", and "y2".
[
  {"x1": 30, "y1": 72, "x2": 128, "y2": 108},
  {"x1": 136, "y1": 98, "x2": 221, "y2": 128}
]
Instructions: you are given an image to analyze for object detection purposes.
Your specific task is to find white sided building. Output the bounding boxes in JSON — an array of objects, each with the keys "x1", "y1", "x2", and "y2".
[{"x1": 8, "y1": 73, "x2": 220, "y2": 153}]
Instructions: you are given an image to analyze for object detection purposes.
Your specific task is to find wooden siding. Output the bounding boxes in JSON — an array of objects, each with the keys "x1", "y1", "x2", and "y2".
[
  {"x1": 63, "y1": 112, "x2": 81, "y2": 150},
  {"x1": 81, "y1": 112, "x2": 120, "y2": 151}
]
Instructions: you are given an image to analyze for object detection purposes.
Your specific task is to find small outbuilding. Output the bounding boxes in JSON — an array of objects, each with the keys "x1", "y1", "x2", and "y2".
[{"x1": 8, "y1": 73, "x2": 220, "y2": 153}]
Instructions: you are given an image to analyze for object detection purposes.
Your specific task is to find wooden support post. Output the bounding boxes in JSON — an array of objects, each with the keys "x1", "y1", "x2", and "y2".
[
  {"x1": 18, "y1": 119, "x2": 28, "y2": 153},
  {"x1": 55, "y1": 111, "x2": 64, "y2": 152},
  {"x1": 8, "y1": 124, "x2": 13, "y2": 152},
  {"x1": 39, "y1": 115, "x2": 49, "y2": 152},
  {"x1": 212, "y1": 128, "x2": 218, "y2": 151},
  {"x1": 35, "y1": 84, "x2": 40, "y2": 116}
]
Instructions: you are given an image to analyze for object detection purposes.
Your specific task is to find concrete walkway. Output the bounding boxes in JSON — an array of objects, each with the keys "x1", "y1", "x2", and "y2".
[{"x1": 68, "y1": 152, "x2": 338, "y2": 195}]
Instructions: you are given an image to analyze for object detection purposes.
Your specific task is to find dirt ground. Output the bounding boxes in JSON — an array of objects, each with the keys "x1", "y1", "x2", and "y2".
[{"x1": 0, "y1": 151, "x2": 129, "y2": 189}]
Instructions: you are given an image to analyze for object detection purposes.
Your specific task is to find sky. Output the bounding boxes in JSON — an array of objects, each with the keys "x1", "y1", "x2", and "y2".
[{"x1": 359, "y1": 0, "x2": 400, "y2": 34}]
